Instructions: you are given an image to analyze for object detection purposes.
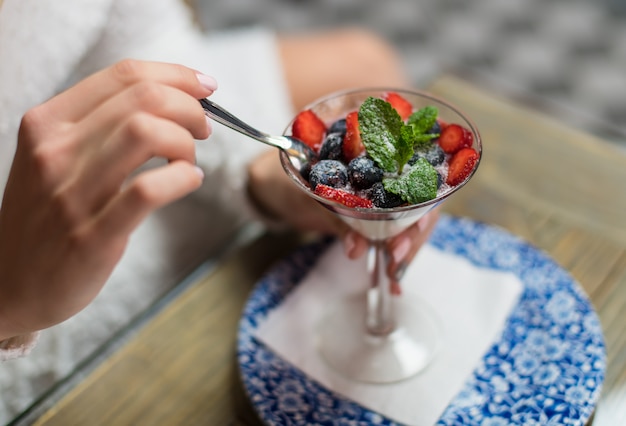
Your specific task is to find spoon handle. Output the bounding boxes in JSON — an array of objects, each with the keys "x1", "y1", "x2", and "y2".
[{"x1": 199, "y1": 98, "x2": 289, "y2": 150}]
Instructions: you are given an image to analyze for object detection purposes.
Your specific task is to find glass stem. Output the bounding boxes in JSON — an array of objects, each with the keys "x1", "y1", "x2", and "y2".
[{"x1": 366, "y1": 241, "x2": 395, "y2": 335}]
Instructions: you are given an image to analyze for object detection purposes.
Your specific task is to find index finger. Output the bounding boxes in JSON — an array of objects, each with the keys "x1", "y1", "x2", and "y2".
[{"x1": 43, "y1": 60, "x2": 216, "y2": 122}]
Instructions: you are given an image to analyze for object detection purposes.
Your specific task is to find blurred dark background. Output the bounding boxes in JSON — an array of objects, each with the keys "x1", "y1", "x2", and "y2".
[{"x1": 191, "y1": 0, "x2": 626, "y2": 148}]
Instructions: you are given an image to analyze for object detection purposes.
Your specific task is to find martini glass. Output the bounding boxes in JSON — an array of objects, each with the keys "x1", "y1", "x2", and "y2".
[{"x1": 279, "y1": 88, "x2": 482, "y2": 383}]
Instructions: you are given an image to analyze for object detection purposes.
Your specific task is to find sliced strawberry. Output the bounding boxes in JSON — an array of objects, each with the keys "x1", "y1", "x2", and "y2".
[
  {"x1": 446, "y1": 148, "x2": 479, "y2": 186},
  {"x1": 384, "y1": 92, "x2": 413, "y2": 120},
  {"x1": 314, "y1": 184, "x2": 373, "y2": 208},
  {"x1": 437, "y1": 119, "x2": 448, "y2": 131},
  {"x1": 292, "y1": 109, "x2": 327, "y2": 152},
  {"x1": 342, "y1": 111, "x2": 365, "y2": 161},
  {"x1": 438, "y1": 123, "x2": 473, "y2": 154}
]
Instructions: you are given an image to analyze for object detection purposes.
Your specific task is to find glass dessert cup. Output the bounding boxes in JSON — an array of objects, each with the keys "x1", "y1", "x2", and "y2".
[{"x1": 280, "y1": 88, "x2": 482, "y2": 384}]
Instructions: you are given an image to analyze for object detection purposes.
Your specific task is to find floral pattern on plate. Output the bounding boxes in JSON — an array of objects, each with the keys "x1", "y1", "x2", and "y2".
[{"x1": 237, "y1": 215, "x2": 606, "y2": 425}]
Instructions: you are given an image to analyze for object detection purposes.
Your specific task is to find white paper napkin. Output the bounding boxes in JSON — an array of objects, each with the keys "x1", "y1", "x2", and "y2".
[{"x1": 255, "y1": 241, "x2": 523, "y2": 426}]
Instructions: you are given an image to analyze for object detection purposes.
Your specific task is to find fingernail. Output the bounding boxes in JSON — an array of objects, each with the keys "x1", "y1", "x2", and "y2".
[
  {"x1": 394, "y1": 261, "x2": 408, "y2": 282},
  {"x1": 196, "y1": 73, "x2": 218, "y2": 92},
  {"x1": 418, "y1": 213, "x2": 431, "y2": 232},
  {"x1": 392, "y1": 236, "x2": 411, "y2": 263},
  {"x1": 194, "y1": 166, "x2": 205, "y2": 180},
  {"x1": 205, "y1": 116, "x2": 213, "y2": 135},
  {"x1": 343, "y1": 232, "x2": 356, "y2": 257}
]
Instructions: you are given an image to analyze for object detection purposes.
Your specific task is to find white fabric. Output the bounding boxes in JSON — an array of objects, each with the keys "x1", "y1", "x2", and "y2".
[
  {"x1": 256, "y1": 241, "x2": 523, "y2": 426},
  {"x1": 0, "y1": 0, "x2": 294, "y2": 421}
]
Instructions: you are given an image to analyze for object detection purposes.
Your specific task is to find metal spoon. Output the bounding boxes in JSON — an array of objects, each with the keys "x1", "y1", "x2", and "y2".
[{"x1": 199, "y1": 98, "x2": 317, "y2": 171}]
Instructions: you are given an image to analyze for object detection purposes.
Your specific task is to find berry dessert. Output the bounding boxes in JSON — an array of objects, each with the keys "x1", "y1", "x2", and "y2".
[{"x1": 289, "y1": 92, "x2": 479, "y2": 209}]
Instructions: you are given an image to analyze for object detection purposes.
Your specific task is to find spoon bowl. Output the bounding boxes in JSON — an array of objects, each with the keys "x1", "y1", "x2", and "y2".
[{"x1": 199, "y1": 98, "x2": 317, "y2": 171}]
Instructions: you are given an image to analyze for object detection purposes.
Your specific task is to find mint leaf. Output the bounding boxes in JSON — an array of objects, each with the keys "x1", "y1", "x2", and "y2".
[
  {"x1": 358, "y1": 97, "x2": 403, "y2": 172},
  {"x1": 383, "y1": 158, "x2": 438, "y2": 204},
  {"x1": 413, "y1": 132, "x2": 439, "y2": 149},
  {"x1": 408, "y1": 106, "x2": 438, "y2": 134},
  {"x1": 396, "y1": 127, "x2": 414, "y2": 174},
  {"x1": 403, "y1": 105, "x2": 439, "y2": 150},
  {"x1": 401, "y1": 123, "x2": 438, "y2": 154}
]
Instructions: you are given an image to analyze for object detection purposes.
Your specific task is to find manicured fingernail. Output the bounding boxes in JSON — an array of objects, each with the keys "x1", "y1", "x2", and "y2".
[
  {"x1": 394, "y1": 261, "x2": 408, "y2": 282},
  {"x1": 418, "y1": 213, "x2": 431, "y2": 232},
  {"x1": 195, "y1": 166, "x2": 205, "y2": 179},
  {"x1": 205, "y1": 116, "x2": 213, "y2": 135},
  {"x1": 392, "y1": 236, "x2": 411, "y2": 263},
  {"x1": 196, "y1": 73, "x2": 218, "y2": 92},
  {"x1": 343, "y1": 232, "x2": 356, "y2": 257}
]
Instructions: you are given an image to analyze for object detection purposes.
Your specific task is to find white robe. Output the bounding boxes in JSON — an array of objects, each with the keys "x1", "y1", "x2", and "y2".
[{"x1": 0, "y1": 0, "x2": 294, "y2": 420}]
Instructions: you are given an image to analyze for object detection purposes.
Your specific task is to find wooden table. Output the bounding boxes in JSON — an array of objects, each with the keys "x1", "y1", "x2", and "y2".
[{"x1": 27, "y1": 75, "x2": 626, "y2": 425}]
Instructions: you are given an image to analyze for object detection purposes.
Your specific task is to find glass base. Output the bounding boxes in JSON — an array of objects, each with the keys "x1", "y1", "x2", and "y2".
[{"x1": 316, "y1": 294, "x2": 442, "y2": 384}]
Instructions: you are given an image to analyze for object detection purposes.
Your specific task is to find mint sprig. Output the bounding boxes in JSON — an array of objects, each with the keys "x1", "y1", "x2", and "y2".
[
  {"x1": 359, "y1": 99, "x2": 440, "y2": 174},
  {"x1": 383, "y1": 158, "x2": 438, "y2": 204}
]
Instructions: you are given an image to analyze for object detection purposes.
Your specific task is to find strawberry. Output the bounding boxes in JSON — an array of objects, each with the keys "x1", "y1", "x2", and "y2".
[
  {"x1": 314, "y1": 184, "x2": 373, "y2": 208},
  {"x1": 446, "y1": 148, "x2": 479, "y2": 186},
  {"x1": 342, "y1": 111, "x2": 365, "y2": 161},
  {"x1": 292, "y1": 109, "x2": 327, "y2": 152},
  {"x1": 384, "y1": 92, "x2": 413, "y2": 120},
  {"x1": 438, "y1": 123, "x2": 473, "y2": 154}
]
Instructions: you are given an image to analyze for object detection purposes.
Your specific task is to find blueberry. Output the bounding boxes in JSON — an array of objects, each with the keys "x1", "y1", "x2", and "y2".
[
  {"x1": 409, "y1": 143, "x2": 445, "y2": 167},
  {"x1": 369, "y1": 182, "x2": 404, "y2": 208},
  {"x1": 422, "y1": 144, "x2": 445, "y2": 166},
  {"x1": 348, "y1": 157, "x2": 383, "y2": 189},
  {"x1": 436, "y1": 171, "x2": 443, "y2": 188},
  {"x1": 319, "y1": 132, "x2": 344, "y2": 161},
  {"x1": 427, "y1": 120, "x2": 441, "y2": 135},
  {"x1": 328, "y1": 118, "x2": 347, "y2": 135},
  {"x1": 308, "y1": 160, "x2": 349, "y2": 190}
]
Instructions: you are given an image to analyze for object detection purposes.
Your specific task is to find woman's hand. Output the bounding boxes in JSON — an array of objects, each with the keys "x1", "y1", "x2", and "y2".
[
  {"x1": 342, "y1": 208, "x2": 440, "y2": 294},
  {"x1": 384, "y1": 208, "x2": 440, "y2": 294},
  {"x1": 247, "y1": 150, "x2": 440, "y2": 292},
  {"x1": 0, "y1": 60, "x2": 217, "y2": 340}
]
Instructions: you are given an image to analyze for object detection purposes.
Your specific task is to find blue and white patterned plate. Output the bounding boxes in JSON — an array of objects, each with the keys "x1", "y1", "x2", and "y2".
[{"x1": 237, "y1": 215, "x2": 606, "y2": 425}]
